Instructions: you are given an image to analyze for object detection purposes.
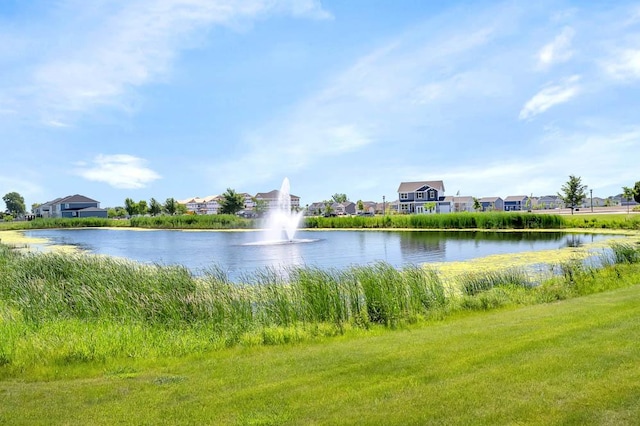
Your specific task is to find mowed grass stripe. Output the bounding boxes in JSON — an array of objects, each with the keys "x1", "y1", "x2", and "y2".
[{"x1": 1, "y1": 285, "x2": 639, "y2": 425}]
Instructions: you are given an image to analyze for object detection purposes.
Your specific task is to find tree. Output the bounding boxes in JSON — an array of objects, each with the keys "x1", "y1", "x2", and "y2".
[
  {"x1": 148, "y1": 198, "x2": 162, "y2": 216},
  {"x1": 634, "y1": 181, "x2": 640, "y2": 204},
  {"x1": 323, "y1": 201, "x2": 335, "y2": 217},
  {"x1": 219, "y1": 188, "x2": 244, "y2": 215},
  {"x1": 164, "y1": 198, "x2": 177, "y2": 215},
  {"x1": 137, "y1": 200, "x2": 148, "y2": 216},
  {"x1": 425, "y1": 201, "x2": 437, "y2": 213},
  {"x1": 622, "y1": 186, "x2": 635, "y2": 214},
  {"x1": 124, "y1": 198, "x2": 137, "y2": 216},
  {"x1": 332, "y1": 193, "x2": 348, "y2": 203},
  {"x1": 175, "y1": 203, "x2": 188, "y2": 215},
  {"x1": 558, "y1": 175, "x2": 587, "y2": 215},
  {"x1": 473, "y1": 197, "x2": 481, "y2": 212},
  {"x1": 2, "y1": 192, "x2": 26, "y2": 216},
  {"x1": 108, "y1": 207, "x2": 127, "y2": 218},
  {"x1": 357, "y1": 200, "x2": 364, "y2": 212},
  {"x1": 31, "y1": 203, "x2": 41, "y2": 214},
  {"x1": 253, "y1": 197, "x2": 268, "y2": 217}
]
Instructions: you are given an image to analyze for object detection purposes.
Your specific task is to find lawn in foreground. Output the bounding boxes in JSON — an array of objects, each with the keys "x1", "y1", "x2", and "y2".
[{"x1": 1, "y1": 285, "x2": 639, "y2": 425}]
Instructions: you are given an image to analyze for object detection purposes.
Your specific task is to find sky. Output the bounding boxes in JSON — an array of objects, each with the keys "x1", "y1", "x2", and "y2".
[{"x1": 1, "y1": 0, "x2": 640, "y2": 211}]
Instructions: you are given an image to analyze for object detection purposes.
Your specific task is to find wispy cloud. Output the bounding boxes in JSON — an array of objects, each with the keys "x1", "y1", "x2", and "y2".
[
  {"x1": 537, "y1": 26, "x2": 575, "y2": 69},
  {"x1": 518, "y1": 75, "x2": 581, "y2": 120},
  {"x1": 1, "y1": 0, "x2": 332, "y2": 125},
  {"x1": 75, "y1": 154, "x2": 161, "y2": 189},
  {"x1": 602, "y1": 49, "x2": 640, "y2": 81}
]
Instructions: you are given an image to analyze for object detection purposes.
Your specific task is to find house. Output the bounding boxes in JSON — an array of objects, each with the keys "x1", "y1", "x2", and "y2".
[
  {"x1": 332, "y1": 201, "x2": 356, "y2": 216},
  {"x1": 182, "y1": 197, "x2": 207, "y2": 214},
  {"x1": 504, "y1": 195, "x2": 530, "y2": 211},
  {"x1": 537, "y1": 195, "x2": 563, "y2": 210},
  {"x1": 254, "y1": 189, "x2": 301, "y2": 211},
  {"x1": 204, "y1": 195, "x2": 222, "y2": 215},
  {"x1": 479, "y1": 197, "x2": 504, "y2": 212},
  {"x1": 442, "y1": 196, "x2": 475, "y2": 212},
  {"x1": 397, "y1": 180, "x2": 446, "y2": 214},
  {"x1": 37, "y1": 194, "x2": 107, "y2": 218}
]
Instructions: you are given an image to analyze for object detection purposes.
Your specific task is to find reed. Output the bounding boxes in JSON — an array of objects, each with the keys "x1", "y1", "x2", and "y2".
[
  {"x1": 2, "y1": 240, "x2": 640, "y2": 370},
  {"x1": 130, "y1": 214, "x2": 254, "y2": 229},
  {"x1": 303, "y1": 212, "x2": 564, "y2": 230}
]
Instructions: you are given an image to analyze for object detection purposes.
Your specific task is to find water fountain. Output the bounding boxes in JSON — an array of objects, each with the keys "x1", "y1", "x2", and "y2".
[{"x1": 257, "y1": 177, "x2": 307, "y2": 244}]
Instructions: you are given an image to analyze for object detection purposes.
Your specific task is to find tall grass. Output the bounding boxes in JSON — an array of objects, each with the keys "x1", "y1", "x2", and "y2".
[
  {"x1": 303, "y1": 212, "x2": 564, "y2": 229},
  {"x1": 1, "y1": 240, "x2": 640, "y2": 371},
  {"x1": 130, "y1": 214, "x2": 254, "y2": 229}
]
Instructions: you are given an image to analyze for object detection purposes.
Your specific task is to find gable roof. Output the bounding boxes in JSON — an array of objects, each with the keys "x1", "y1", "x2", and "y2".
[
  {"x1": 397, "y1": 180, "x2": 445, "y2": 193},
  {"x1": 56, "y1": 194, "x2": 99, "y2": 204},
  {"x1": 255, "y1": 190, "x2": 300, "y2": 199},
  {"x1": 479, "y1": 197, "x2": 502, "y2": 202},
  {"x1": 504, "y1": 195, "x2": 528, "y2": 202}
]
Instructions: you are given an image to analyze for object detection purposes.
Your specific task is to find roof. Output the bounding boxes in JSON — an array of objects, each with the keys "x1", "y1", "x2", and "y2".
[
  {"x1": 78, "y1": 207, "x2": 107, "y2": 212},
  {"x1": 479, "y1": 197, "x2": 502, "y2": 202},
  {"x1": 255, "y1": 190, "x2": 300, "y2": 199},
  {"x1": 56, "y1": 194, "x2": 99, "y2": 204},
  {"x1": 397, "y1": 180, "x2": 445, "y2": 193},
  {"x1": 504, "y1": 195, "x2": 528, "y2": 202}
]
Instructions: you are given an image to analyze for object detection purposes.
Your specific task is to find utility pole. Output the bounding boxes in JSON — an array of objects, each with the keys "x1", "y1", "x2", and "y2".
[{"x1": 590, "y1": 189, "x2": 593, "y2": 212}]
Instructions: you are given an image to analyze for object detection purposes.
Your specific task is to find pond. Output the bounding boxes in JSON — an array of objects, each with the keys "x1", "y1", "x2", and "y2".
[{"x1": 22, "y1": 228, "x2": 620, "y2": 280}]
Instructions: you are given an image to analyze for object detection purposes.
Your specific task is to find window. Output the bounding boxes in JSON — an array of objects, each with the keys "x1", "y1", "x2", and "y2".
[
  {"x1": 428, "y1": 189, "x2": 435, "y2": 199},
  {"x1": 400, "y1": 193, "x2": 408, "y2": 200},
  {"x1": 417, "y1": 192, "x2": 424, "y2": 199}
]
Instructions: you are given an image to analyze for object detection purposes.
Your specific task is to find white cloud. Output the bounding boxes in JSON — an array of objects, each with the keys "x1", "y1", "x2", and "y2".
[
  {"x1": 75, "y1": 154, "x2": 161, "y2": 189},
  {"x1": 537, "y1": 26, "x2": 575, "y2": 69},
  {"x1": 603, "y1": 49, "x2": 640, "y2": 81},
  {"x1": 3, "y1": 0, "x2": 332, "y2": 124},
  {"x1": 518, "y1": 75, "x2": 580, "y2": 120}
]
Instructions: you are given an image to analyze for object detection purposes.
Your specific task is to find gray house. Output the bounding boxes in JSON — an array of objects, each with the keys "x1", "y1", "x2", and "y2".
[
  {"x1": 479, "y1": 196, "x2": 504, "y2": 212},
  {"x1": 397, "y1": 180, "x2": 446, "y2": 214},
  {"x1": 38, "y1": 194, "x2": 108, "y2": 218},
  {"x1": 504, "y1": 195, "x2": 530, "y2": 211}
]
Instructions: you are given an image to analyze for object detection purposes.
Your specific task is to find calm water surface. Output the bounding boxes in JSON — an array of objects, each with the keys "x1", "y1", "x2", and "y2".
[{"x1": 23, "y1": 229, "x2": 617, "y2": 280}]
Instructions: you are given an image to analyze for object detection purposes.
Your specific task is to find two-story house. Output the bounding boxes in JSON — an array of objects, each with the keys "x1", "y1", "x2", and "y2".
[
  {"x1": 397, "y1": 181, "x2": 446, "y2": 214},
  {"x1": 479, "y1": 196, "x2": 504, "y2": 212},
  {"x1": 254, "y1": 189, "x2": 301, "y2": 211},
  {"x1": 504, "y1": 195, "x2": 530, "y2": 211},
  {"x1": 37, "y1": 194, "x2": 107, "y2": 218}
]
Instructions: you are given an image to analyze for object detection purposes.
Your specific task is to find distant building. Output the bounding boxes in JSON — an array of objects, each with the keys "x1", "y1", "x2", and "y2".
[
  {"x1": 397, "y1": 180, "x2": 448, "y2": 214},
  {"x1": 35, "y1": 194, "x2": 107, "y2": 218},
  {"x1": 479, "y1": 197, "x2": 504, "y2": 212}
]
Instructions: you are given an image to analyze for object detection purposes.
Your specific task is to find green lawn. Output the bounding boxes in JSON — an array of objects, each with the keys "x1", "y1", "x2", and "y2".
[{"x1": 2, "y1": 284, "x2": 639, "y2": 425}]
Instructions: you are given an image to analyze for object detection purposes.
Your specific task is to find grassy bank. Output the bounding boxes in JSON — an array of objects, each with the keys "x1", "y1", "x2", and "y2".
[
  {"x1": 2, "y1": 211, "x2": 640, "y2": 231},
  {"x1": 1, "y1": 241, "x2": 640, "y2": 375},
  {"x1": 1, "y1": 276, "x2": 639, "y2": 424}
]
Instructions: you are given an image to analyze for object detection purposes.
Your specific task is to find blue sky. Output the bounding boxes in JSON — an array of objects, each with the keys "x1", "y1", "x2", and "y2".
[{"x1": 1, "y1": 0, "x2": 639, "y2": 211}]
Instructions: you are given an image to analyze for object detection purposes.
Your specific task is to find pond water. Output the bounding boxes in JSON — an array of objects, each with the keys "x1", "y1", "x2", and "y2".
[{"x1": 23, "y1": 228, "x2": 618, "y2": 280}]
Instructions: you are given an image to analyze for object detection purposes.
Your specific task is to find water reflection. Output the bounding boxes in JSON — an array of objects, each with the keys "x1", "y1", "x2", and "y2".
[{"x1": 22, "y1": 229, "x2": 620, "y2": 281}]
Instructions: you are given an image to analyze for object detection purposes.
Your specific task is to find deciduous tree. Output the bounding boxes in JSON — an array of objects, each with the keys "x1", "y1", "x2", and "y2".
[
  {"x1": 124, "y1": 198, "x2": 137, "y2": 216},
  {"x1": 332, "y1": 193, "x2": 348, "y2": 203},
  {"x1": 559, "y1": 175, "x2": 587, "y2": 215},
  {"x1": 219, "y1": 188, "x2": 244, "y2": 215},
  {"x1": 623, "y1": 186, "x2": 635, "y2": 214},
  {"x1": 2, "y1": 192, "x2": 26, "y2": 216},
  {"x1": 164, "y1": 198, "x2": 178, "y2": 215},
  {"x1": 148, "y1": 198, "x2": 162, "y2": 216}
]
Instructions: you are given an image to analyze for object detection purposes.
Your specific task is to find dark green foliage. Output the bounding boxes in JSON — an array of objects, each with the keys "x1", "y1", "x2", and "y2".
[
  {"x1": 2, "y1": 192, "x2": 26, "y2": 216},
  {"x1": 130, "y1": 214, "x2": 253, "y2": 229},
  {"x1": 304, "y1": 212, "x2": 563, "y2": 229}
]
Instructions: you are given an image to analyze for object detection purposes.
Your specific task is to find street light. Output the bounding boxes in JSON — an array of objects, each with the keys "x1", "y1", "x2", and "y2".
[{"x1": 382, "y1": 195, "x2": 386, "y2": 216}]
